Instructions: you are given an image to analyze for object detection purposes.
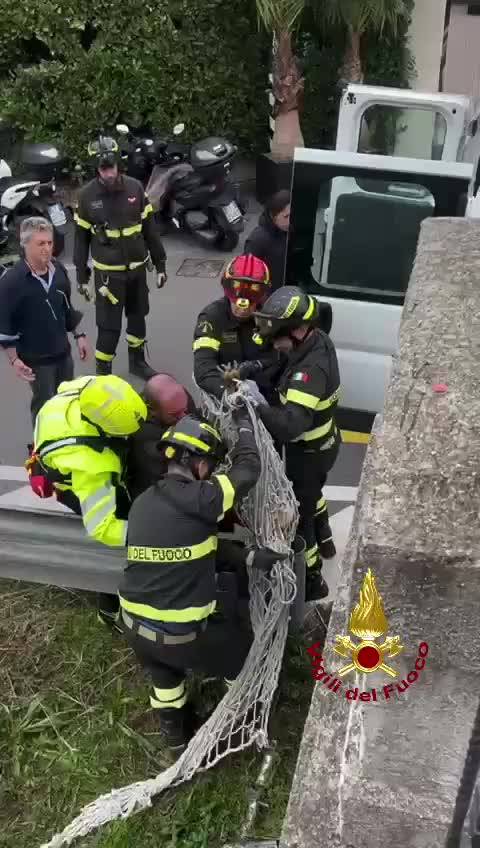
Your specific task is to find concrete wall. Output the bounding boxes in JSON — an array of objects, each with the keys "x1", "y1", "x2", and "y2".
[
  {"x1": 280, "y1": 218, "x2": 480, "y2": 848},
  {"x1": 443, "y1": 4, "x2": 480, "y2": 97}
]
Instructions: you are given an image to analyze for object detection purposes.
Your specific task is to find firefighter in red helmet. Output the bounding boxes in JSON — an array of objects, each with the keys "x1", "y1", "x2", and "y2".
[{"x1": 192, "y1": 254, "x2": 284, "y2": 402}]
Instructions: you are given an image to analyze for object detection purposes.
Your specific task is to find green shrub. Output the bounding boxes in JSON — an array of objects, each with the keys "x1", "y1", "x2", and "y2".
[{"x1": 0, "y1": 0, "x2": 269, "y2": 161}]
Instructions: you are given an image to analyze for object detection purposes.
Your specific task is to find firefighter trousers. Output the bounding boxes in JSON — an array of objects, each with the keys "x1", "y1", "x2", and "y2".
[
  {"x1": 94, "y1": 268, "x2": 150, "y2": 365},
  {"x1": 122, "y1": 611, "x2": 253, "y2": 711},
  {"x1": 285, "y1": 434, "x2": 340, "y2": 570}
]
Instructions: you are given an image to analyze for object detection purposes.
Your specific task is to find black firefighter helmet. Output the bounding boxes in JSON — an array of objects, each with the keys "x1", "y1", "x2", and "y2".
[
  {"x1": 253, "y1": 286, "x2": 319, "y2": 342},
  {"x1": 87, "y1": 135, "x2": 119, "y2": 169},
  {"x1": 160, "y1": 415, "x2": 226, "y2": 468}
]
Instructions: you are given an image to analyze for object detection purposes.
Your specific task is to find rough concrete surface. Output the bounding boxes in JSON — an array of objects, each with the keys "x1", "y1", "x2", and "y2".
[{"x1": 281, "y1": 219, "x2": 480, "y2": 848}]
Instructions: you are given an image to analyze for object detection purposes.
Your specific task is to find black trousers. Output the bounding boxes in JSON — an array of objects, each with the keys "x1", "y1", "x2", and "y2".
[
  {"x1": 94, "y1": 268, "x2": 149, "y2": 361},
  {"x1": 122, "y1": 611, "x2": 253, "y2": 710},
  {"x1": 285, "y1": 434, "x2": 340, "y2": 569},
  {"x1": 29, "y1": 353, "x2": 74, "y2": 427}
]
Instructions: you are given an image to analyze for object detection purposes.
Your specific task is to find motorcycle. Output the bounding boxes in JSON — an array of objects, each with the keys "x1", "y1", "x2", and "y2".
[
  {"x1": 146, "y1": 131, "x2": 245, "y2": 251},
  {"x1": 115, "y1": 122, "x2": 190, "y2": 185},
  {"x1": 0, "y1": 143, "x2": 69, "y2": 259}
]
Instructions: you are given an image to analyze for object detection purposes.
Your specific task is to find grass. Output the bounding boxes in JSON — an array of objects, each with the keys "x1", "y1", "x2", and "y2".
[{"x1": 0, "y1": 579, "x2": 327, "y2": 848}]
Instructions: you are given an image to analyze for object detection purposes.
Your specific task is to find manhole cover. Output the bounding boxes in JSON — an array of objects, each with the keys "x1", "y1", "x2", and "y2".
[{"x1": 177, "y1": 258, "x2": 226, "y2": 278}]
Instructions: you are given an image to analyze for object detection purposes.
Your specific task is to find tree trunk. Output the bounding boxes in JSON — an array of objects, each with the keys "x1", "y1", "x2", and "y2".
[
  {"x1": 271, "y1": 30, "x2": 304, "y2": 161},
  {"x1": 340, "y1": 26, "x2": 364, "y2": 85}
]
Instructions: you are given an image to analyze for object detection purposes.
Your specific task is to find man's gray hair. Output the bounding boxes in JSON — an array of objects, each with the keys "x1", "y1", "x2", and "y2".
[{"x1": 19, "y1": 216, "x2": 53, "y2": 248}]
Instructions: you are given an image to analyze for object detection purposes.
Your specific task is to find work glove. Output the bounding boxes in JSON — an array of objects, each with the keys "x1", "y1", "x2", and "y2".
[
  {"x1": 223, "y1": 360, "x2": 264, "y2": 386},
  {"x1": 77, "y1": 267, "x2": 92, "y2": 301},
  {"x1": 77, "y1": 282, "x2": 92, "y2": 302},
  {"x1": 25, "y1": 451, "x2": 54, "y2": 499},
  {"x1": 246, "y1": 547, "x2": 289, "y2": 574},
  {"x1": 231, "y1": 397, "x2": 253, "y2": 429},
  {"x1": 243, "y1": 379, "x2": 268, "y2": 408}
]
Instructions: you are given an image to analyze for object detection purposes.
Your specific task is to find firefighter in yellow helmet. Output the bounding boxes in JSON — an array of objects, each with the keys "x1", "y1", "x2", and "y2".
[{"x1": 30, "y1": 374, "x2": 147, "y2": 626}]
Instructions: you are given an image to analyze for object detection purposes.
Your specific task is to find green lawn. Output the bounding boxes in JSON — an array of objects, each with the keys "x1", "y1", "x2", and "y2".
[{"x1": 0, "y1": 580, "x2": 322, "y2": 848}]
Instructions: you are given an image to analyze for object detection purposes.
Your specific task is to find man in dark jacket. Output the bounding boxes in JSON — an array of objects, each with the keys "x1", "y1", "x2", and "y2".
[
  {"x1": 250, "y1": 286, "x2": 341, "y2": 603},
  {"x1": 244, "y1": 190, "x2": 290, "y2": 292},
  {"x1": 128, "y1": 373, "x2": 197, "y2": 500},
  {"x1": 193, "y1": 254, "x2": 284, "y2": 403},
  {"x1": 74, "y1": 135, "x2": 167, "y2": 381},
  {"x1": 0, "y1": 217, "x2": 89, "y2": 426}
]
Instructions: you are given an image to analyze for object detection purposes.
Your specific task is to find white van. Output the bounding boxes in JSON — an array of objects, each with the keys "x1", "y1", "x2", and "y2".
[{"x1": 287, "y1": 84, "x2": 480, "y2": 443}]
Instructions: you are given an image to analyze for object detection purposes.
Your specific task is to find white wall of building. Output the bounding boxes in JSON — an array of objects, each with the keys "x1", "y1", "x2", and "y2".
[{"x1": 408, "y1": 0, "x2": 448, "y2": 92}]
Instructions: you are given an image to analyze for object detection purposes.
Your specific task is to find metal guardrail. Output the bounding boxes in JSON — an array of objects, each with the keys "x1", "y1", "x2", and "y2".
[{"x1": 0, "y1": 504, "x2": 306, "y2": 632}]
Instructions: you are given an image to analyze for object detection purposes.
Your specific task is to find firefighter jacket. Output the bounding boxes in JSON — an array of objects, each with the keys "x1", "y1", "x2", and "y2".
[
  {"x1": 33, "y1": 376, "x2": 130, "y2": 546},
  {"x1": 192, "y1": 296, "x2": 284, "y2": 402},
  {"x1": 73, "y1": 175, "x2": 166, "y2": 285},
  {"x1": 258, "y1": 328, "x2": 341, "y2": 452},
  {"x1": 118, "y1": 419, "x2": 261, "y2": 626}
]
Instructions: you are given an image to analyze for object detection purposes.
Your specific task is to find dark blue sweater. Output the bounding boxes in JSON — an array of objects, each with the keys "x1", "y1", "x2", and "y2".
[{"x1": 0, "y1": 260, "x2": 82, "y2": 364}]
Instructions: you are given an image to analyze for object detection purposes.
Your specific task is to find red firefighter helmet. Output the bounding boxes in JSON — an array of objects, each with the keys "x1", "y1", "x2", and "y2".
[{"x1": 222, "y1": 254, "x2": 270, "y2": 310}]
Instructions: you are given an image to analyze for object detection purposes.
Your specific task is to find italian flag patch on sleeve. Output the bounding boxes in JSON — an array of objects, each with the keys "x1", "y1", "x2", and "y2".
[{"x1": 293, "y1": 372, "x2": 310, "y2": 382}]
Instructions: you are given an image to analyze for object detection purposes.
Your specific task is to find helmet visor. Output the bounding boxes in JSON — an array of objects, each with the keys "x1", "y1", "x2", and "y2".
[{"x1": 224, "y1": 280, "x2": 267, "y2": 308}]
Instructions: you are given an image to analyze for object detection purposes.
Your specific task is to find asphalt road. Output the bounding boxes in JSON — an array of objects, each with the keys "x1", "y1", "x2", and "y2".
[{"x1": 0, "y1": 202, "x2": 366, "y2": 597}]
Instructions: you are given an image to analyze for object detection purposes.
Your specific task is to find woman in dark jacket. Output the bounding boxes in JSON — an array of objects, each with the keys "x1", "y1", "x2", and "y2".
[{"x1": 244, "y1": 190, "x2": 290, "y2": 292}]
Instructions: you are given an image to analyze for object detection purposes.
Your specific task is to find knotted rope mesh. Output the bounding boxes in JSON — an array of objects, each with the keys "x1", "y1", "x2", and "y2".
[{"x1": 40, "y1": 382, "x2": 299, "y2": 848}]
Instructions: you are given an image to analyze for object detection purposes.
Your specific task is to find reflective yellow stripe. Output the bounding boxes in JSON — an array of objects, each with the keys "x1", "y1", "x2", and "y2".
[
  {"x1": 303, "y1": 296, "x2": 315, "y2": 320},
  {"x1": 286, "y1": 388, "x2": 320, "y2": 410},
  {"x1": 292, "y1": 419, "x2": 334, "y2": 443},
  {"x1": 315, "y1": 497, "x2": 327, "y2": 515},
  {"x1": 193, "y1": 336, "x2": 221, "y2": 352},
  {"x1": 95, "y1": 349, "x2": 115, "y2": 362},
  {"x1": 151, "y1": 682, "x2": 187, "y2": 709},
  {"x1": 215, "y1": 474, "x2": 235, "y2": 517},
  {"x1": 93, "y1": 259, "x2": 146, "y2": 271},
  {"x1": 281, "y1": 295, "x2": 300, "y2": 319},
  {"x1": 74, "y1": 214, "x2": 92, "y2": 230},
  {"x1": 127, "y1": 535, "x2": 217, "y2": 563},
  {"x1": 281, "y1": 388, "x2": 339, "y2": 411},
  {"x1": 341, "y1": 430, "x2": 371, "y2": 444},
  {"x1": 126, "y1": 334, "x2": 144, "y2": 348},
  {"x1": 119, "y1": 596, "x2": 217, "y2": 622},
  {"x1": 306, "y1": 544, "x2": 318, "y2": 567},
  {"x1": 141, "y1": 203, "x2": 154, "y2": 219},
  {"x1": 170, "y1": 432, "x2": 214, "y2": 453},
  {"x1": 105, "y1": 224, "x2": 142, "y2": 238}
]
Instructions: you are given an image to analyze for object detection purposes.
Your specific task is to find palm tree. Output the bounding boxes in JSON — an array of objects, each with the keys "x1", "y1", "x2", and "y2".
[
  {"x1": 256, "y1": 0, "x2": 307, "y2": 160},
  {"x1": 317, "y1": 0, "x2": 410, "y2": 85}
]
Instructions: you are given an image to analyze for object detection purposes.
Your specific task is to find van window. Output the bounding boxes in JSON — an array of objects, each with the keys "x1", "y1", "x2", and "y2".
[
  {"x1": 358, "y1": 106, "x2": 447, "y2": 161},
  {"x1": 288, "y1": 173, "x2": 437, "y2": 306}
]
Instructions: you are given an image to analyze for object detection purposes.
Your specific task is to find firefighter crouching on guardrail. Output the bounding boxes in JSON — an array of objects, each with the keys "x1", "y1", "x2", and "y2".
[{"x1": 73, "y1": 136, "x2": 168, "y2": 381}]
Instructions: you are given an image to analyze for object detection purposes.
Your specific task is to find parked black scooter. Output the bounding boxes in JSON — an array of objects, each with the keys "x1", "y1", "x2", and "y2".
[
  {"x1": 146, "y1": 133, "x2": 245, "y2": 250},
  {"x1": 115, "y1": 122, "x2": 190, "y2": 186}
]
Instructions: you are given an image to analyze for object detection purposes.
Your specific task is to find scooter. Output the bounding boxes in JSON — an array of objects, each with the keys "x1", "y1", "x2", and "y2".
[
  {"x1": 0, "y1": 150, "x2": 69, "y2": 259},
  {"x1": 115, "y1": 122, "x2": 190, "y2": 185},
  {"x1": 146, "y1": 130, "x2": 245, "y2": 251}
]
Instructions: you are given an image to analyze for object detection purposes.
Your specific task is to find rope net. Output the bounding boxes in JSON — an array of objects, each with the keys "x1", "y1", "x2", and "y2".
[{"x1": 40, "y1": 382, "x2": 299, "y2": 848}]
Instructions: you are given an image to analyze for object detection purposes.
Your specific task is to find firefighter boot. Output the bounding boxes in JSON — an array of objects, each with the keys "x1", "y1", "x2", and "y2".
[
  {"x1": 157, "y1": 704, "x2": 198, "y2": 754},
  {"x1": 315, "y1": 511, "x2": 336, "y2": 560},
  {"x1": 305, "y1": 564, "x2": 329, "y2": 602},
  {"x1": 128, "y1": 344, "x2": 157, "y2": 381},
  {"x1": 95, "y1": 358, "x2": 112, "y2": 376}
]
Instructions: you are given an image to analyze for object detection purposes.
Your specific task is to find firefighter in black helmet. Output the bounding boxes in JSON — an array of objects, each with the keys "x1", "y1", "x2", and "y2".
[
  {"x1": 118, "y1": 409, "x2": 286, "y2": 753},
  {"x1": 73, "y1": 135, "x2": 168, "y2": 381},
  {"x1": 251, "y1": 286, "x2": 341, "y2": 602}
]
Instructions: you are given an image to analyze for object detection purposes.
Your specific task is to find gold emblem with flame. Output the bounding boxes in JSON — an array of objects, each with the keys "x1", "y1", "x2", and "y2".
[{"x1": 333, "y1": 568, "x2": 404, "y2": 678}]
